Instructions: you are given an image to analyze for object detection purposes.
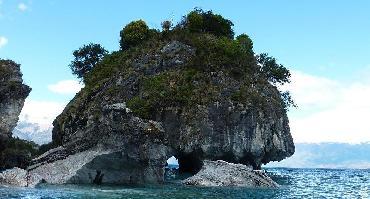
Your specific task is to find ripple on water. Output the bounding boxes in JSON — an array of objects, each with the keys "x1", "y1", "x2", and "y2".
[{"x1": 0, "y1": 168, "x2": 369, "y2": 198}]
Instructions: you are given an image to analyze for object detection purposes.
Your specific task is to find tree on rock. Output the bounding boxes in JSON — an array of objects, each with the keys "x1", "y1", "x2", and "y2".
[
  {"x1": 69, "y1": 43, "x2": 108, "y2": 81},
  {"x1": 256, "y1": 53, "x2": 291, "y2": 85},
  {"x1": 161, "y1": 20, "x2": 172, "y2": 32},
  {"x1": 236, "y1": 34, "x2": 253, "y2": 54},
  {"x1": 120, "y1": 20, "x2": 150, "y2": 50}
]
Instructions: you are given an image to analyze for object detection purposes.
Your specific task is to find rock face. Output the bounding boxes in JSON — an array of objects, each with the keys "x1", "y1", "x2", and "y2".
[
  {"x1": 183, "y1": 160, "x2": 278, "y2": 187},
  {"x1": 0, "y1": 167, "x2": 28, "y2": 187},
  {"x1": 0, "y1": 59, "x2": 31, "y2": 138},
  {"x1": 5, "y1": 39, "x2": 294, "y2": 187},
  {"x1": 0, "y1": 60, "x2": 34, "y2": 170}
]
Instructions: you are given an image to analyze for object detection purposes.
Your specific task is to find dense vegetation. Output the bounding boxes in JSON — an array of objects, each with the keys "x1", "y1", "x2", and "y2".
[
  {"x1": 0, "y1": 137, "x2": 38, "y2": 170},
  {"x1": 0, "y1": 59, "x2": 19, "y2": 79},
  {"x1": 68, "y1": 9, "x2": 294, "y2": 120}
]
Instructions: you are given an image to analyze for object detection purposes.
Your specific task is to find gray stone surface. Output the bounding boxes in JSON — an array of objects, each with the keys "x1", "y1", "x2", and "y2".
[
  {"x1": 0, "y1": 167, "x2": 28, "y2": 187},
  {"x1": 183, "y1": 160, "x2": 279, "y2": 187}
]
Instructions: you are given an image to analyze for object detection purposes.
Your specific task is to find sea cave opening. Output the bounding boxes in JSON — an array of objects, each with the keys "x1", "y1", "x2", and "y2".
[{"x1": 164, "y1": 153, "x2": 203, "y2": 182}]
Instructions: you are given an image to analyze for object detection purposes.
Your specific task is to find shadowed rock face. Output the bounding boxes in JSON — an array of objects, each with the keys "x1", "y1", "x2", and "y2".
[
  {"x1": 23, "y1": 40, "x2": 294, "y2": 186},
  {"x1": 0, "y1": 60, "x2": 31, "y2": 139}
]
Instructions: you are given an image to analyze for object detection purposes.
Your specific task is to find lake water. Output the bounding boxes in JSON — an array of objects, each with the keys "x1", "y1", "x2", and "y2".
[{"x1": 0, "y1": 168, "x2": 369, "y2": 198}]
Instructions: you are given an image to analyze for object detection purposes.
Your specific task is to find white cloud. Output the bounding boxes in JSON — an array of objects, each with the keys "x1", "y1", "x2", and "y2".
[
  {"x1": 13, "y1": 121, "x2": 52, "y2": 145},
  {"x1": 287, "y1": 70, "x2": 370, "y2": 144},
  {"x1": 48, "y1": 80, "x2": 83, "y2": 95},
  {"x1": 18, "y1": 99, "x2": 67, "y2": 130},
  {"x1": 18, "y1": 3, "x2": 27, "y2": 11},
  {"x1": 14, "y1": 99, "x2": 67, "y2": 144},
  {"x1": 0, "y1": 36, "x2": 8, "y2": 48}
]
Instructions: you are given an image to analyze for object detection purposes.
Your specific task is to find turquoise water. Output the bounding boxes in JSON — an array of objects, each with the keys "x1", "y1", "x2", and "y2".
[{"x1": 0, "y1": 168, "x2": 369, "y2": 198}]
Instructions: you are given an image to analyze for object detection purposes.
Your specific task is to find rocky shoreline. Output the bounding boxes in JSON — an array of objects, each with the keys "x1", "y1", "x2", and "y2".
[{"x1": 1, "y1": 159, "x2": 279, "y2": 188}]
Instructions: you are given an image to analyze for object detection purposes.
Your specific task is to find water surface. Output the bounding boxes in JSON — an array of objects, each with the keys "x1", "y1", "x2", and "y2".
[{"x1": 1, "y1": 168, "x2": 369, "y2": 198}]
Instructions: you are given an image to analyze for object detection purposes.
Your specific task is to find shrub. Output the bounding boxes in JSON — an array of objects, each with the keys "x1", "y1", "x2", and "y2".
[
  {"x1": 236, "y1": 34, "x2": 253, "y2": 54},
  {"x1": 161, "y1": 20, "x2": 172, "y2": 32},
  {"x1": 37, "y1": 142, "x2": 57, "y2": 156},
  {"x1": 187, "y1": 11, "x2": 204, "y2": 32},
  {"x1": 182, "y1": 9, "x2": 234, "y2": 39},
  {"x1": 127, "y1": 96, "x2": 152, "y2": 119},
  {"x1": 120, "y1": 20, "x2": 150, "y2": 50},
  {"x1": 0, "y1": 137, "x2": 38, "y2": 170},
  {"x1": 69, "y1": 43, "x2": 108, "y2": 81}
]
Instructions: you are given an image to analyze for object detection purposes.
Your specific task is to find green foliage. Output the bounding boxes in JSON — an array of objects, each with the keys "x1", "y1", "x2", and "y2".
[
  {"x1": 182, "y1": 9, "x2": 234, "y2": 39},
  {"x1": 231, "y1": 84, "x2": 263, "y2": 105},
  {"x1": 0, "y1": 59, "x2": 19, "y2": 78},
  {"x1": 66, "y1": 9, "x2": 294, "y2": 120},
  {"x1": 37, "y1": 142, "x2": 57, "y2": 156},
  {"x1": 127, "y1": 69, "x2": 207, "y2": 119},
  {"x1": 185, "y1": 33, "x2": 254, "y2": 78},
  {"x1": 0, "y1": 137, "x2": 38, "y2": 170},
  {"x1": 83, "y1": 51, "x2": 127, "y2": 86},
  {"x1": 161, "y1": 20, "x2": 172, "y2": 32},
  {"x1": 69, "y1": 43, "x2": 108, "y2": 81},
  {"x1": 120, "y1": 20, "x2": 150, "y2": 50},
  {"x1": 186, "y1": 11, "x2": 204, "y2": 32},
  {"x1": 256, "y1": 53, "x2": 291, "y2": 85},
  {"x1": 281, "y1": 91, "x2": 297, "y2": 110},
  {"x1": 236, "y1": 34, "x2": 253, "y2": 55},
  {"x1": 127, "y1": 96, "x2": 152, "y2": 119}
]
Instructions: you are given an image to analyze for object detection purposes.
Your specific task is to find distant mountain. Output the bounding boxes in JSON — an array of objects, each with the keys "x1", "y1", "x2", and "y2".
[
  {"x1": 12, "y1": 121, "x2": 52, "y2": 145},
  {"x1": 266, "y1": 143, "x2": 370, "y2": 169}
]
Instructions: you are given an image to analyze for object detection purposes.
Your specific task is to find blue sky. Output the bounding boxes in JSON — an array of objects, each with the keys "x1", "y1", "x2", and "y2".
[{"x1": 1, "y1": 1, "x2": 370, "y2": 144}]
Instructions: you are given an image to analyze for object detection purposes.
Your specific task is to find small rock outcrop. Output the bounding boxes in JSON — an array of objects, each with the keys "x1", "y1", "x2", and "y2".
[
  {"x1": 0, "y1": 59, "x2": 31, "y2": 138},
  {"x1": 183, "y1": 160, "x2": 278, "y2": 188}
]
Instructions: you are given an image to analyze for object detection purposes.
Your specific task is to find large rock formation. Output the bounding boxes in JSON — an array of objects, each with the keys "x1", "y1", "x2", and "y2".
[
  {"x1": 1, "y1": 12, "x2": 295, "y2": 187},
  {"x1": 12, "y1": 40, "x2": 294, "y2": 186},
  {"x1": 0, "y1": 59, "x2": 31, "y2": 138}
]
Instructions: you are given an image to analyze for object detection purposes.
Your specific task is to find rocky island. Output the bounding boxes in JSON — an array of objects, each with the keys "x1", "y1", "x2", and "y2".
[{"x1": 0, "y1": 9, "x2": 294, "y2": 188}]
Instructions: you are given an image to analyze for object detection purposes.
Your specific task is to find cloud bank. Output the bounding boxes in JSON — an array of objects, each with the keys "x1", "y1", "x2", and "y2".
[
  {"x1": 285, "y1": 71, "x2": 370, "y2": 144},
  {"x1": 13, "y1": 79, "x2": 83, "y2": 144},
  {"x1": 14, "y1": 99, "x2": 67, "y2": 144},
  {"x1": 19, "y1": 99, "x2": 66, "y2": 131}
]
